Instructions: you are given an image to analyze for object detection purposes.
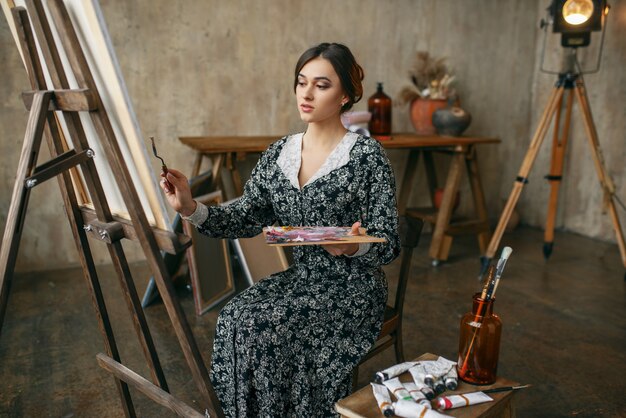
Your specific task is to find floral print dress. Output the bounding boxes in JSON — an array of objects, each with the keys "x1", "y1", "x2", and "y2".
[{"x1": 188, "y1": 131, "x2": 400, "y2": 417}]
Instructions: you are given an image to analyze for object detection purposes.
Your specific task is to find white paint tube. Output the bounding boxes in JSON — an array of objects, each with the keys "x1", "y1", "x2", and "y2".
[
  {"x1": 435, "y1": 357, "x2": 456, "y2": 372},
  {"x1": 401, "y1": 381, "x2": 432, "y2": 409},
  {"x1": 416, "y1": 362, "x2": 437, "y2": 387},
  {"x1": 383, "y1": 377, "x2": 413, "y2": 402},
  {"x1": 393, "y1": 400, "x2": 453, "y2": 418},
  {"x1": 371, "y1": 383, "x2": 394, "y2": 417},
  {"x1": 429, "y1": 357, "x2": 455, "y2": 378},
  {"x1": 427, "y1": 357, "x2": 457, "y2": 392},
  {"x1": 374, "y1": 361, "x2": 418, "y2": 383},
  {"x1": 408, "y1": 365, "x2": 436, "y2": 400},
  {"x1": 435, "y1": 392, "x2": 493, "y2": 410}
]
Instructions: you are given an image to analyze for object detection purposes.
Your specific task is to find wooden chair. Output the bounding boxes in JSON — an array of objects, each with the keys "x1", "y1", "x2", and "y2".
[{"x1": 352, "y1": 216, "x2": 424, "y2": 388}]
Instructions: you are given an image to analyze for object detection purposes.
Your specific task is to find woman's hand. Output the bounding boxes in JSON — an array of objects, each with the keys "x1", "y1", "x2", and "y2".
[
  {"x1": 323, "y1": 221, "x2": 362, "y2": 256},
  {"x1": 160, "y1": 168, "x2": 197, "y2": 217}
]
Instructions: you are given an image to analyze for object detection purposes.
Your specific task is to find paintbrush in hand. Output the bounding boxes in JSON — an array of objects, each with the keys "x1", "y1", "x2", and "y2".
[{"x1": 150, "y1": 136, "x2": 172, "y2": 193}]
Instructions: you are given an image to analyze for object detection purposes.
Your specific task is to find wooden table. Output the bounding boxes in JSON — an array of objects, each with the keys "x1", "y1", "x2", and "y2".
[
  {"x1": 179, "y1": 133, "x2": 500, "y2": 264},
  {"x1": 335, "y1": 353, "x2": 518, "y2": 418}
]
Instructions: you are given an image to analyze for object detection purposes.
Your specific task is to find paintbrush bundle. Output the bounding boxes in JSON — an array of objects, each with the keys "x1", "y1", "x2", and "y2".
[{"x1": 457, "y1": 247, "x2": 513, "y2": 385}]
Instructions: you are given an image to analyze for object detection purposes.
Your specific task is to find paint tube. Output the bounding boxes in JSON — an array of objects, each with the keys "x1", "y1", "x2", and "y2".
[
  {"x1": 383, "y1": 377, "x2": 413, "y2": 402},
  {"x1": 401, "y1": 381, "x2": 432, "y2": 409},
  {"x1": 433, "y1": 376, "x2": 446, "y2": 394},
  {"x1": 408, "y1": 365, "x2": 436, "y2": 400},
  {"x1": 432, "y1": 357, "x2": 459, "y2": 390},
  {"x1": 374, "y1": 361, "x2": 418, "y2": 383},
  {"x1": 443, "y1": 366, "x2": 458, "y2": 390},
  {"x1": 418, "y1": 362, "x2": 437, "y2": 388},
  {"x1": 435, "y1": 392, "x2": 493, "y2": 410},
  {"x1": 435, "y1": 356, "x2": 456, "y2": 372},
  {"x1": 429, "y1": 357, "x2": 455, "y2": 378},
  {"x1": 371, "y1": 383, "x2": 394, "y2": 417},
  {"x1": 393, "y1": 400, "x2": 452, "y2": 418}
]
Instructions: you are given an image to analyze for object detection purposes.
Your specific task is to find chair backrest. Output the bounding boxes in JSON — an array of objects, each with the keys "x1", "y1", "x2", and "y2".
[{"x1": 393, "y1": 216, "x2": 425, "y2": 315}]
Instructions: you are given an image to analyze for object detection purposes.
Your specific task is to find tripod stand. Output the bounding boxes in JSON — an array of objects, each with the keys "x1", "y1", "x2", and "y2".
[{"x1": 481, "y1": 71, "x2": 626, "y2": 279}]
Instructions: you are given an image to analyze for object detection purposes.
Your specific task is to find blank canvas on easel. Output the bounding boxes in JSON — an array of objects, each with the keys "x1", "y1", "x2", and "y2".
[{"x1": 1, "y1": 0, "x2": 170, "y2": 230}]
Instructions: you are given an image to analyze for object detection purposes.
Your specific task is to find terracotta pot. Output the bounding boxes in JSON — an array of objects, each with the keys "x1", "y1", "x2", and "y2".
[
  {"x1": 410, "y1": 98, "x2": 447, "y2": 135},
  {"x1": 434, "y1": 188, "x2": 460, "y2": 212}
]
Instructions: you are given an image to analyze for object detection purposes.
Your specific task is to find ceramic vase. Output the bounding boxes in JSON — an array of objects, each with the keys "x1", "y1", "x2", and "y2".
[
  {"x1": 432, "y1": 106, "x2": 472, "y2": 137},
  {"x1": 410, "y1": 98, "x2": 447, "y2": 135}
]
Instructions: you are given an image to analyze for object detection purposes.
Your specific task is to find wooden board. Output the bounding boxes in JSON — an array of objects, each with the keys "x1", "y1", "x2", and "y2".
[{"x1": 178, "y1": 134, "x2": 500, "y2": 154}]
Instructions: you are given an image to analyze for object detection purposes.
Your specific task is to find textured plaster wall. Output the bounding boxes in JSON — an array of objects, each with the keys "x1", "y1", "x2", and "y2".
[{"x1": 1, "y1": 0, "x2": 624, "y2": 271}]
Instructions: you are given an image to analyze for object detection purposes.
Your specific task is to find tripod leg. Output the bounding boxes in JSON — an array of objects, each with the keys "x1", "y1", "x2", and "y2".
[
  {"x1": 543, "y1": 88, "x2": 574, "y2": 259},
  {"x1": 481, "y1": 85, "x2": 565, "y2": 276},
  {"x1": 0, "y1": 92, "x2": 52, "y2": 337},
  {"x1": 574, "y1": 82, "x2": 626, "y2": 277}
]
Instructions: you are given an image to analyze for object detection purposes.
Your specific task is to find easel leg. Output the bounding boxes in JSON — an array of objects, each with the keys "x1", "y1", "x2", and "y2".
[
  {"x1": 227, "y1": 152, "x2": 244, "y2": 197},
  {"x1": 46, "y1": 1, "x2": 223, "y2": 413},
  {"x1": 574, "y1": 82, "x2": 626, "y2": 274},
  {"x1": 0, "y1": 92, "x2": 51, "y2": 336},
  {"x1": 44, "y1": 118, "x2": 137, "y2": 417},
  {"x1": 192, "y1": 152, "x2": 204, "y2": 177},
  {"x1": 423, "y1": 151, "x2": 438, "y2": 205},
  {"x1": 543, "y1": 88, "x2": 574, "y2": 259},
  {"x1": 397, "y1": 150, "x2": 420, "y2": 215},
  {"x1": 429, "y1": 151, "x2": 464, "y2": 263},
  {"x1": 210, "y1": 154, "x2": 225, "y2": 194},
  {"x1": 482, "y1": 86, "x2": 565, "y2": 273},
  {"x1": 465, "y1": 145, "x2": 491, "y2": 254},
  {"x1": 108, "y1": 243, "x2": 169, "y2": 391},
  {"x1": 9, "y1": 6, "x2": 137, "y2": 414}
]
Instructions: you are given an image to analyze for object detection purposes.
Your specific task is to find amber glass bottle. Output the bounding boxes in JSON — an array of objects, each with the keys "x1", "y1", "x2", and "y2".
[
  {"x1": 368, "y1": 82, "x2": 392, "y2": 138},
  {"x1": 457, "y1": 293, "x2": 502, "y2": 385}
]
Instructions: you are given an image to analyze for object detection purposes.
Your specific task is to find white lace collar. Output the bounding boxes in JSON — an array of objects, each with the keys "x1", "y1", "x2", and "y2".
[{"x1": 276, "y1": 131, "x2": 359, "y2": 190}]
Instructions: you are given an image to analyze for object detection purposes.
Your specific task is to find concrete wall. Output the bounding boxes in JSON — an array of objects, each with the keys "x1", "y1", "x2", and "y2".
[{"x1": 1, "y1": 0, "x2": 624, "y2": 271}]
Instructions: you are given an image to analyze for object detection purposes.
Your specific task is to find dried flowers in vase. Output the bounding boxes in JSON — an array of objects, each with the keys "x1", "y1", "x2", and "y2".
[
  {"x1": 397, "y1": 51, "x2": 458, "y2": 135},
  {"x1": 398, "y1": 51, "x2": 456, "y2": 104}
]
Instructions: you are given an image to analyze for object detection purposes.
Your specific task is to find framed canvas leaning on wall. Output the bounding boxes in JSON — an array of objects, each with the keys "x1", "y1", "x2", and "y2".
[{"x1": 182, "y1": 191, "x2": 235, "y2": 316}]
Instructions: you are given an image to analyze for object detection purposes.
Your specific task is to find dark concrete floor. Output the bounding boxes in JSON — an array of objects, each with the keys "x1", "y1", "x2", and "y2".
[{"x1": 0, "y1": 226, "x2": 625, "y2": 417}]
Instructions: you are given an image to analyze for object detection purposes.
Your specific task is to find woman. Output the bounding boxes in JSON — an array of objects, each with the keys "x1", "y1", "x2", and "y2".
[{"x1": 161, "y1": 42, "x2": 400, "y2": 417}]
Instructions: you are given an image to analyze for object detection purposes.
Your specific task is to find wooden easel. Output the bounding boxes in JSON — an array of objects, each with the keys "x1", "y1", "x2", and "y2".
[
  {"x1": 0, "y1": 1, "x2": 223, "y2": 416},
  {"x1": 481, "y1": 70, "x2": 626, "y2": 279}
]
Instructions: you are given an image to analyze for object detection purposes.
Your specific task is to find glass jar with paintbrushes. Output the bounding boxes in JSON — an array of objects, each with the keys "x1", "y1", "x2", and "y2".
[{"x1": 457, "y1": 247, "x2": 512, "y2": 385}]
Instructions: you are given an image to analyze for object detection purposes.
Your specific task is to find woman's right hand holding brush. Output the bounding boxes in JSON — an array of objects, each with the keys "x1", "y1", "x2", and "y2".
[{"x1": 159, "y1": 168, "x2": 197, "y2": 217}]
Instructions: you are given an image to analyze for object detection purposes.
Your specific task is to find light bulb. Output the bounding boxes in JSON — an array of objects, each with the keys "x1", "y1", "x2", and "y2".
[{"x1": 562, "y1": 0, "x2": 594, "y2": 25}]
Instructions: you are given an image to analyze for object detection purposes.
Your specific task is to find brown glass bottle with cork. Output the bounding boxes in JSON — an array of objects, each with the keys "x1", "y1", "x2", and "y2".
[{"x1": 368, "y1": 82, "x2": 392, "y2": 140}]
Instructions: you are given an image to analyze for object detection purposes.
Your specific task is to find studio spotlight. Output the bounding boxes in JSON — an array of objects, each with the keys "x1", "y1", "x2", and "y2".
[
  {"x1": 482, "y1": 0, "x2": 626, "y2": 281},
  {"x1": 551, "y1": 0, "x2": 609, "y2": 47}
]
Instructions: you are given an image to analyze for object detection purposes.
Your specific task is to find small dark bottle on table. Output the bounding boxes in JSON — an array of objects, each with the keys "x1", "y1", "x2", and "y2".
[{"x1": 368, "y1": 82, "x2": 392, "y2": 140}]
